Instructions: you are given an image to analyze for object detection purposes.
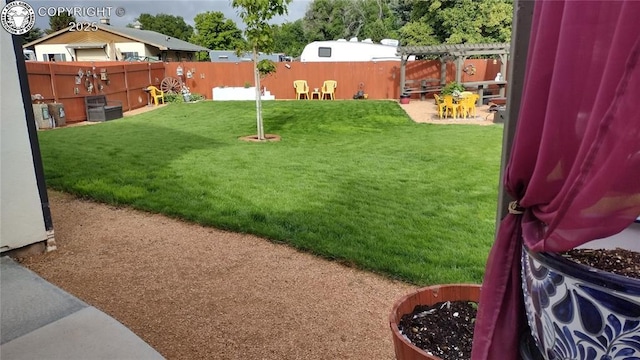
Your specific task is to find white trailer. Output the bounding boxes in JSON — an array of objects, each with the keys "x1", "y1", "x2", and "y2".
[{"x1": 299, "y1": 38, "x2": 407, "y2": 62}]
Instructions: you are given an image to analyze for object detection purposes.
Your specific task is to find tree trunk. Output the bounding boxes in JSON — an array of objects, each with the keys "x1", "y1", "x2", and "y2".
[{"x1": 253, "y1": 47, "x2": 264, "y2": 140}]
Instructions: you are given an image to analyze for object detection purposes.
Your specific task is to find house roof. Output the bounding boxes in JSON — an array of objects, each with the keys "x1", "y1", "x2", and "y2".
[{"x1": 23, "y1": 24, "x2": 210, "y2": 52}]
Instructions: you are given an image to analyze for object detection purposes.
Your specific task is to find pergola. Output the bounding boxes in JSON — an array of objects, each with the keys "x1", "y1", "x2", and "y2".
[{"x1": 396, "y1": 43, "x2": 511, "y2": 98}]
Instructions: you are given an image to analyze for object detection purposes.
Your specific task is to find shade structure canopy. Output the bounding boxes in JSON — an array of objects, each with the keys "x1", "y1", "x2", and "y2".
[{"x1": 396, "y1": 43, "x2": 510, "y2": 97}]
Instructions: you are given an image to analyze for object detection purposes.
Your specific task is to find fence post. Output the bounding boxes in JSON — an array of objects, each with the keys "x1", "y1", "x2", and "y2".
[
  {"x1": 48, "y1": 63, "x2": 58, "y2": 103},
  {"x1": 124, "y1": 64, "x2": 131, "y2": 111}
]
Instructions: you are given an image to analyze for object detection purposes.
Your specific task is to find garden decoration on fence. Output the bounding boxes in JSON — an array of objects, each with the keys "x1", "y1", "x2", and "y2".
[{"x1": 471, "y1": 1, "x2": 640, "y2": 360}]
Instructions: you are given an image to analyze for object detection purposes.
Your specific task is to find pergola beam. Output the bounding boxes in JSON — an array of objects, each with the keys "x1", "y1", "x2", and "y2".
[{"x1": 397, "y1": 42, "x2": 511, "y2": 99}]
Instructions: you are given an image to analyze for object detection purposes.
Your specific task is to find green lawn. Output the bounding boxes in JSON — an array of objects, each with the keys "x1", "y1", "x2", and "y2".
[{"x1": 38, "y1": 100, "x2": 503, "y2": 285}]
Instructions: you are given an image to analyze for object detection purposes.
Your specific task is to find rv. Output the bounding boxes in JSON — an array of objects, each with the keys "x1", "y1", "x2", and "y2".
[
  {"x1": 299, "y1": 38, "x2": 405, "y2": 62},
  {"x1": 23, "y1": 49, "x2": 36, "y2": 61}
]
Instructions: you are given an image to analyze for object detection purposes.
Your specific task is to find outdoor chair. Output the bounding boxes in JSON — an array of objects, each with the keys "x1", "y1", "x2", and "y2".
[
  {"x1": 461, "y1": 94, "x2": 480, "y2": 118},
  {"x1": 442, "y1": 95, "x2": 458, "y2": 118},
  {"x1": 147, "y1": 86, "x2": 165, "y2": 106},
  {"x1": 294, "y1": 80, "x2": 310, "y2": 100},
  {"x1": 434, "y1": 93, "x2": 447, "y2": 119},
  {"x1": 321, "y1": 80, "x2": 337, "y2": 100},
  {"x1": 85, "y1": 95, "x2": 123, "y2": 122}
]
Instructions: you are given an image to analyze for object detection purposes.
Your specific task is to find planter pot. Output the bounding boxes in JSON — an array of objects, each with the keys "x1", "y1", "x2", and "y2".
[
  {"x1": 521, "y1": 222, "x2": 640, "y2": 359},
  {"x1": 211, "y1": 87, "x2": 275, "y2": 101},
  {"x1": 389, "y1": 284, "x2": 482, "y2": 360},
  {"x1": 400, "y1": 94, "x2": 411, "y2": 105}
]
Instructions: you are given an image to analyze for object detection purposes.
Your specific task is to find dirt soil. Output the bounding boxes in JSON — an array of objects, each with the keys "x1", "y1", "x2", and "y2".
[
  {"x1": 563, "y1": 248, "x2": 640, "y2": 279},
  {"x1": 398, "y1": 301, "x2": 477, "y2": 360},
  {"x1": 18, "y1": 191, "x2": 414, "y2": 360}
]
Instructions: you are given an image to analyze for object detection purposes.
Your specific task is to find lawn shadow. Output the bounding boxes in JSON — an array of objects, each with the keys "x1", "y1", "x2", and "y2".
[{"x1": 39, "y1": 121, "x2": 224, "y2": 203}]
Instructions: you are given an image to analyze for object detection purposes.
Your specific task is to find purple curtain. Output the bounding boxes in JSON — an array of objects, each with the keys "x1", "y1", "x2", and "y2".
[{"x1": 471, "y1": 1, "x2": 640, "y2": 359}]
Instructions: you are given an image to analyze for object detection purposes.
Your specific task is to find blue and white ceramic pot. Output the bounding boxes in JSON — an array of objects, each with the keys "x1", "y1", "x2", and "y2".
[{"x1": 521, "y1": 221, "x2": 640, "y2": 360}]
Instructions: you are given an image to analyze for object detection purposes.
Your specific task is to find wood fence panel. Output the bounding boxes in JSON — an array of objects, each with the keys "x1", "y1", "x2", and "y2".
[
  {"x1": 26, "y1": 62, "x2": 164, "y2": 123},
  {"x1": 27, "y1": 60, "x2": 502, "y2": 123}
]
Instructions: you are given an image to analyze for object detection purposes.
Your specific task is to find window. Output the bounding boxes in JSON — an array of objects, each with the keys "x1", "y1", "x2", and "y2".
[
  {"x1": 318, "y1": 47, "x2": 332, "y2": 58},
  {"x1": 43, "y1": 53, "x2": 67, "y2": 61},
  {"x1": 122, "y1": 52, "x2": 139, "y2": 60}
]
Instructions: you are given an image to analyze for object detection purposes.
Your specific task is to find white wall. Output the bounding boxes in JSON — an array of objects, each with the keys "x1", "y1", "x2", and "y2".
[
  {"x1": 0, "y1": 31, "x2": 50, "y2": 252},
  {"x1": 76, "y1": 48, "x2": 108, "y2": 61},
  {"x1": 116, "y1": 42, "x2": 147, "y2": 59}
]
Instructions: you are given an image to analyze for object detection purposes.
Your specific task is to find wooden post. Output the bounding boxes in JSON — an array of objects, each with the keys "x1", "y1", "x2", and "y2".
[
  {"x1": 440, "y1": 57, "x2": 447, "y2": 86},
  {"x1": 455, "y1": 56, "x2": 467, "y2": 84},
  {"x1": 499, "y1": 54, "x2": 508, "y2": 97},
  {"x1": 124, "y1": 64, "x2": 131, "y2": 111},
  {"x1": 48, "y1": 63, "x2": 58, "y2": 103},
  {"x1": 399, "y1": 55, "x2": 407, "y2": 98},
  {"x1": 495, "y1": 0, "x2": 534, "y2": 233}
]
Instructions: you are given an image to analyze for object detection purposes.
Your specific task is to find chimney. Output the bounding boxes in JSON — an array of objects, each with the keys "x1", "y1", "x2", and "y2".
[
  {"x1": 99, "y1": 17, "x2": 110, "y2": 25},
  {"x1": 133, "y1": 21, "x2": 142, "y2": 29}
]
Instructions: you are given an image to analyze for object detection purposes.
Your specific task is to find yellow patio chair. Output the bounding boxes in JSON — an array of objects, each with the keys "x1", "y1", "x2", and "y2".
[
  {"x1": 321, "y1": 80, "x2": 337, "y2": 100},
  {"x1": 147, "y1": 85, "x2": 165, "y2": 106},
  {"x1": 293, "y1": 80, "x2": 310, "y2": 100},
  {"x1": 442, "y1": 95, "x2": 458, "y2": 118},
  {"x1": 459, "y1": 94, "x2": 479, "y2": 118},
  {"x1": 434, "y1": 93, "x2": 447, "y2": 118}
]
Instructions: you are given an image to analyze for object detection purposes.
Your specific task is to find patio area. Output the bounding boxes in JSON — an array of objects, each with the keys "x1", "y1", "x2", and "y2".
[{"x1": 399, "y1": 98, "x2": 499, "y2": 126}]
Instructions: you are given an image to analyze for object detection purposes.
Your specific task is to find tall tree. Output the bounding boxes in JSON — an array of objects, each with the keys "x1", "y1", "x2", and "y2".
[
  {"x1": 303, "y1": 0, "x2": 400, "y2": 42},
  {"x1": 232, "y1": 0, "x2": 291, "y2": 141},
  {"x1": 22, "y1": 27, "x2": 44, "y2": 46},
  {"x1": 46, "y1": 12, "x2": 75, "y2": 34},
  {"x1": 130, "y1": 13, "x2": 194, "y2": 41},
  {"x1": 272, "y1": 20, "x2": 306, "y2": 57},
  {"x1": 397, "y1": 21, "x2": 438, "y2": 46},
  {"x1": 302, "y1": 0, "x2": 348, "y2": 41},
  {"x1": 406, "y1": 0, "x2": 513, "y2": 44},
  {"x1": 190, "y1": 11, "x2": 245, "y2": 54}
]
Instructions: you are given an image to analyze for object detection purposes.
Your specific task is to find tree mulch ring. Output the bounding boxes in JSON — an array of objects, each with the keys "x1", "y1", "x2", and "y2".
[
  {"x1": 239, "y1": 134, "x2": 281, "y2": 142},
  {"x1": 398, "y1": 300, "x2": 477, "y2": 360},
  {"x1": 562, "y1": 247, "x2": 640, "y2": 279}
]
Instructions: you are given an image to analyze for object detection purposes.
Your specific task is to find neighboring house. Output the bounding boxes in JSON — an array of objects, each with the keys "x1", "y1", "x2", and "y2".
[
  {"x1": 209, "y1": 50, "x2": 291, "y2": 63},
  {"x1": 22, "y1": 18, "x2": 210, "y2": 62}
]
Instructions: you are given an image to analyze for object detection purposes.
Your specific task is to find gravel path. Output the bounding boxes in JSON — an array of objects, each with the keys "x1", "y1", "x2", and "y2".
[{"x1": 19, "y1": 191, "x2": 414, "y2": 360}]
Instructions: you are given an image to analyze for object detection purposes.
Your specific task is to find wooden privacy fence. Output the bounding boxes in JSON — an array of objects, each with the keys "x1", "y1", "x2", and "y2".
[
  {"x1": 165, "y1": 59, "x2": 502, "y2": 101},
  {"x1": 25, "y1": 59, "x2": 502, "y2": 123},
  {"x1": 26, "y1": 61, "x2": 165, "y2": 123}
]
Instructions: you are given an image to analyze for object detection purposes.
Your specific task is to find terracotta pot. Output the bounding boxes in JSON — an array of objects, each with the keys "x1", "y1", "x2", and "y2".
[{"x1": 389, "y1": 284, "x2": 482, "y2": 360}]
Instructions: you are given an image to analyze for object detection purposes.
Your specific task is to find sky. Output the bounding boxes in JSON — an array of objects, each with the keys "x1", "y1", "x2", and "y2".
[{"x1": 28, "y1": 0, "x2": 311, "y2": 31}]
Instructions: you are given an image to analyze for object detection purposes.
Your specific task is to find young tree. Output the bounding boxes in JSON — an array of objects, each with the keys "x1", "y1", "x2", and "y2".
[
  {"x1": 46, "y1": 12, "x2": 75, "y2": 34},
  {"x1": 232, "y1": 0, "x2": 291, "y2": 141}
]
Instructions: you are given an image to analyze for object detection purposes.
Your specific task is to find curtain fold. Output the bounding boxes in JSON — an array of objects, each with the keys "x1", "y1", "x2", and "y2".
[{"x1": 471, "y1": 1, "x2": 640, "y2": 359}]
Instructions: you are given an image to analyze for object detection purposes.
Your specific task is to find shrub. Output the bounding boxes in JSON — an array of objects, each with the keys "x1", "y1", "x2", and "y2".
[
  {"x1": 190, "y1": 93, "x2": 205, "y2": 101},
  {"x1": 164, "y1": 93, "x2": 183, "y2": 103},
  {"x1": 441, "y1": 81, "x2": 466, "y2": 96}
]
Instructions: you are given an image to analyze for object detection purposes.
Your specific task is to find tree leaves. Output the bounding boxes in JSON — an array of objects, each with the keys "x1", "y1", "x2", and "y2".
[
  {"x1": 190, "y1": 11, "x2": 245, "y2": 52},
  {"x1": 131, "y1": 13, "x2": 194, "y2": 42}
]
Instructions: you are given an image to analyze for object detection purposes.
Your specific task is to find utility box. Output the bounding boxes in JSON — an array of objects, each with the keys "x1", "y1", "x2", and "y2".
[
  {"x1": 32, "y1": 104, "x2": 53, "y2": 129},
  {"x1": 47, "y1": 103, "x2": 66, "y2": 127},
  {"x1": 494, "y1": 109, "x2": 507, "y2": 124}
]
